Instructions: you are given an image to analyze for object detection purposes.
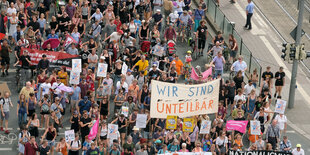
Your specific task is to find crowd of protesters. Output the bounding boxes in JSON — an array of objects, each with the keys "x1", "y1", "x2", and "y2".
[{"x1": 0, "y1": 0, "x2": 306, "y2": 154}]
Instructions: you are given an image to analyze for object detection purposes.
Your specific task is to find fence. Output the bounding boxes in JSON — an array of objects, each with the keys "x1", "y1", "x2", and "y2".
[{"x1": 203, "y1": 0, "x2": 262, "y2": 84}]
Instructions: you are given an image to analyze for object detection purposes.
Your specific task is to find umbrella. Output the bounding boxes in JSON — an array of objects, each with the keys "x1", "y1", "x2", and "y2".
[
  {"x1": 57, "y1": 85, "x2": 73, "y2": 92},
  {"x1": 42, "y1": 38, "x2": 60, "y2": 49},
  {"x1": 0, "y1": 33, "x2": 5, "y2": 40}
]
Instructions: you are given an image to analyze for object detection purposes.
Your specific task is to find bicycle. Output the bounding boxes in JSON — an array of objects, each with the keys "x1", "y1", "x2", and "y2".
[{"x1": 15, "y1": 66, "x2": 22, "y2": 93}]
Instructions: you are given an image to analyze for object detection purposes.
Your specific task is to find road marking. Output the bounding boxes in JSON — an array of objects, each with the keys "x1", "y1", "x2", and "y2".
[
  {"x1": 65, "y1": 127, "x2": 71, "y2": 130},
  {"x1": 59, "y1": 133, "x2": 65, "y2": 135},
  {"x1": 0, "y1": 148, "x2": 12, "y2": 151},
  {"x1": 285, "y1": 130, "x2": 296, "y2": 133}
]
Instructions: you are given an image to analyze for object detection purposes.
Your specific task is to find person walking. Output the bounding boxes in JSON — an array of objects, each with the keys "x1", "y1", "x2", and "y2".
[
  {"x1": 292, "y1": 144, "x2": 305, "y2": 155},
  {"x1": 0, "y1": 91, "x2": 13, "y2": 134},
  {"x1": 244, "y1": 0, "x2": 254, "y2": 30},
  {"x1": 266, "y1": 119, "x2": 280, "y2": 150}
]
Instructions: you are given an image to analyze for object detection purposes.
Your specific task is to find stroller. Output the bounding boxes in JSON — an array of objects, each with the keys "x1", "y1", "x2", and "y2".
[
  {"x1": 141, "y1": 41, "x2": 151, "y2": 54},
  {"x1": 167, "y1": 40, "x2": 176, "y2": 56}
]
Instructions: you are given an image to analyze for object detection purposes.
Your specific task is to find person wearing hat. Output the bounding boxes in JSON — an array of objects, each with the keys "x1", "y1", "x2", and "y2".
[
  {"x1": 292, "y1": 144, "x2": 304, "y2": 155},
  {"x1": 167, "y1": 11, "x2": 179, "y2": 26},
  {"x1": 149, "y1": 9, "x2": 163, "y2": 31},
  {"x1": 164, "y1": 22, "x2": 177, "y2": 41},
  {"x1": 148, "y1": 63, "x2": 161, "y2": 83},
  {"x1": 103, "y1": 29, "x2": 123, "y2": 49}
]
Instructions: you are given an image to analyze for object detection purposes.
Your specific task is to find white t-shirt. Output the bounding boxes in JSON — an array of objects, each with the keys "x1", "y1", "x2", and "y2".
[
  {"x1": 52, "y1": 82, "x2": 64, "y2": 95},
  {"x1": 116, "y1": 81, "x2": 128, "y2": 95},
  {"x1": 7, "y1": 7, "x2": 16, "y2": 18},
  {"x1": 88, "y1": 54, "x2": 98, "y2": 68},
  {"x1": 244, "y1": 84, "x2": 255, "y2": 97},
  {"x1": 110, "y1": 32, "x2": 122, "y2": 43},
  {"x1": 70, "y1": 140, "x2": 81, "y2": 149},
  {"x1": 292, "y1": 148, "x2": 305, "y2": 155},
  {"x1": 216, "y1": 136, "x2": 228, "y2": 146},
  {"x1": 274, "y1": 114, "x2": 287, "y2": 130},
  {"x1": 175, "y1": 1, "x2": 185, "y2": 12},
  {"x1": 234, "y1": 94, "x2": 246, "y2": 103},
  {"x1": 125, "y1": 74, "x2": 135, "y2": 86},
  {"x1": 41, "y1": 83, "x2": 51, "y2": 96},
  {"x1": 169, "y1": 13, "x2": 179, "y2": 23}
]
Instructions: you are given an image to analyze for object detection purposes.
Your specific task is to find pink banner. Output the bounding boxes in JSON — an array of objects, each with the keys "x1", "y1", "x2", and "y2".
[
  {"x1": 191, "y1": 67, "x2": 213, "y2": 81},
  {"x1": 226, "y1": 120, "x2": 248, "y2": 133},
  {"x1": 88, "y1": 117, "x2": 99, "y2": 140}
]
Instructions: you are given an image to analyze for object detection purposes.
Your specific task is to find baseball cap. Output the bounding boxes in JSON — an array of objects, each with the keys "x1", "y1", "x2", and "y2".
[
  {"x1": 296, "y1": 144, "x2": 301, "y2": 148},
  {"x1": 127, "y1": 69, "x2": 132, "y2": 72},
  {"x1": 118, "y1": 30, "x2": 123, "y2": 34},
  {"x1": 152, "y1": 63, "x2": 157, "y2": 67}
]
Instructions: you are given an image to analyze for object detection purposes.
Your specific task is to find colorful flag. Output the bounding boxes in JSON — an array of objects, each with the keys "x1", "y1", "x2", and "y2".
[
  {"x1": 88, "y1": 117, "x2": 100, "y2": 140},
  {"x1": 226, "y1": 120, "x2": 248, "y2": 133}
]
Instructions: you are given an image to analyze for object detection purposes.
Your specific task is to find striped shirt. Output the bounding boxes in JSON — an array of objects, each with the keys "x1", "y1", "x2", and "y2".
[{"x1": 266, "y1": 124, "x2": 280, "y2": 138}]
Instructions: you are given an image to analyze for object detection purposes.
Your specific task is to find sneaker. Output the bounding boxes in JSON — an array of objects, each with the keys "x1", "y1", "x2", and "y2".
[
  {"x1": 5, "y1": 130, "x2": 9, "y2": 134},
  {"x1": 274, "y1": 93, "x2": 277, "y2": 98},
  {"x1": 0, "y1": 127, "x2": 3, "y2": 131},
  {"x1": 1, "y1": 72, "x2": 5, "y2": 77},
  {"x1": 5, "y1": 70, "x2": 8, "y2": 75}
]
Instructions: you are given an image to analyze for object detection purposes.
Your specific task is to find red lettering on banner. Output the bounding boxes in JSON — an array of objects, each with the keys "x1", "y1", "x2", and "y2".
[
  {"x1": 196, "y1": 102, "x2": 200, "y2": 111},
  {"x1": 179, "y1": 103, "x2": 184, "y2": 113},
  {"x1": 186, "y1": 102, "x2": 189, "y2": 112},
  {"x1": 157, "y1": 103, "x2": 164, "y2": 113},
  {"x1": 201, "y1": 101, "x2": 207, "y2": 110},
  {"x1": 208, "y1": 100, "x2": 214, "y2": 109},
  {"x1": 172, "y1": 103, "x2": 178, "y2": 114},
  {"x1": 166, "y1": 104, "x2": 171, "y2": 114}
]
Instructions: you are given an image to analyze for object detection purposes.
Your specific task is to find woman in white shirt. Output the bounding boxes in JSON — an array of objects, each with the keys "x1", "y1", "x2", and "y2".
[
  {"x1": 274, "y1": 113, "x2": 287, "y2": 135},
  {"x1": 216, "y1": 131, "x2": 228, "y2": 155}
]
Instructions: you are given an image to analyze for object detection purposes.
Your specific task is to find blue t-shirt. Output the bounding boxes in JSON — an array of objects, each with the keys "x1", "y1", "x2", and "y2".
[
  {"x1": 194, "y1": 9, "x2": 204, "y2": 20},
  {"x1": 78, "y1": 100, "x2": 92, "y2": 114},
  {"x1": 168, "y1": 144, "x2": 180, "y2": 152},
  {"x1": 212, "y1": 56, "x2": 224, "y2": 70},
  {"x1": 71, "y1": 86, "x2": 81, "y2": 100}
]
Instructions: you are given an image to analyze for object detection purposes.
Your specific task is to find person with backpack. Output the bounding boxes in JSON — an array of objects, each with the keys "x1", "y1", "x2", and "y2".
[
  {"x1": 39, "y1": 94, "x2": 51, "y2": 129},
  {"x1": 18, "y1": 126, "x2": 31, "y2": 155},
  {"x1": 0, "y1": 91, "x2": 13, "y2": 134},
  {"x1": 69, "y1": 134, "x2": 81, "y2": 155}
]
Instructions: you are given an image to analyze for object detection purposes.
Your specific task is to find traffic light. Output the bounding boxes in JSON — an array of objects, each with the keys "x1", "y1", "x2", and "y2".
[
  {"x1": 289, "y1": 44, "x2": 297, "y2": 60},
  {"x1": 281, "y1": 43, "x2": 290, "y2": 61},
  {"x1": 299, "y1": 43, "x2": 310, "y2": 60}
]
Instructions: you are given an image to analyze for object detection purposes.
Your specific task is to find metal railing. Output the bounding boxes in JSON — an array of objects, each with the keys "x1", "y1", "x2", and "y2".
[{"x1": 204, "y1": 0, "x2": 262, "y2": 84}]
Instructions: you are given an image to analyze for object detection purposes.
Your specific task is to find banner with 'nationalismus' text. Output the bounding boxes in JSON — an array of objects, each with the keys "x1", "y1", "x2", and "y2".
[{"x1": 150, "y1": 79, "x2": 219, "y2": 118}]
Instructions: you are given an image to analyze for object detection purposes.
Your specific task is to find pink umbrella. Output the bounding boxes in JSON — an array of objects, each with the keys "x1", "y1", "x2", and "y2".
[{"x1": 42, "y1": 38, "x2": 60, "y2": 49}]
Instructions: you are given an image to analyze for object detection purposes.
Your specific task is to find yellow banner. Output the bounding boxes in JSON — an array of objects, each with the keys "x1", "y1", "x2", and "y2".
[{"x1": 183, "y1": 118, "x2": 194, "y2": 132}]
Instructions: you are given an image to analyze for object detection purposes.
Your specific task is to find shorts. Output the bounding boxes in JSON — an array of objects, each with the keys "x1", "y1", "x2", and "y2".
[
  {"x1": 28, "y1": 109, "x2": 35, "y2": 117},
  {"x1": 1, "y1": 57, "x2": 10, "y2": 66},
  {"x1": 48, "y1": 140, "x2": 55, "y2": 147},
  {"x1": 275, "y1": 81, "x2": 284, "y2": 86},
  {"x1": 230, "y1": 50, "x2": 237, "y2": 58},
  {"x1": 71, "y1": 100, "x2": 79, "y2": 109},
  {"x1": 18, "y1": 143, "x2": 25, "y2": 154},
  {"x1": 198, "y1": 39, "x2": 206, "y2": 49},
  {"x1": 82, "y1": 15, "x2": 88, "y2": 20},
  {"x1": 40, "y1": 111, "x2": 50, "y2": 115},
  {"x1": 1, "y1": 112, "x2": 9, "y2": 120}
]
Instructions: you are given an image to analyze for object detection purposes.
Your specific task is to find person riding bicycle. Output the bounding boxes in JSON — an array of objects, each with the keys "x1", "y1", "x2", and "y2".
[
  {"x1": 231, "y1": 56, "x2": 247, "y2": 77},
  {"x1": 177, "y1": 10, "x2": 191, "y2": 42},
  {"x1": 167, "y1": 11, "x2": 179, "y2": 26},
  {"x1": 164, "y1": 23, "x2": 177, "y2": 41},
  {"x1": 14, "y1": 50, "x2": 32, "y2": 86},
  {"x1": 196, "y1": 20, "x2": 208, "y2": 56},
  {"x1": 212, "y1": 31, "x2": 225, "y2": 46},
  {"x1": 207, "y1": 41, "x2": 224, "y2": 58},
  {"x1": 148, "y1": 9, "x2": 163, "y2": 32}
]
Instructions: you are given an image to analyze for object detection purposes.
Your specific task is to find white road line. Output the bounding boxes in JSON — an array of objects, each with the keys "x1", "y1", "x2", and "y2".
[
  {"x1": 0, "y1": 148, "x2": 12, "y2": 151},
  {"x1": 65, "y1": 127, "x2": 71, "y2": 130},
  {"x1": 285, "y1": 130, "x2": 296, "y2": 133}
]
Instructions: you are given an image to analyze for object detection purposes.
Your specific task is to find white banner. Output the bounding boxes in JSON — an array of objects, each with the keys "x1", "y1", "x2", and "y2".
[
  {"x1": 274, "y1": 99, "x2": 286, "y2": 114},
  {"x1": 97, "y1": 63, "x2": 108, "y2": 77},
  {"x1": 150, "y1": 79, "x2": 219, "y2": 118},
  {"x1": 200, "y1": 120, "x2": 211, "y2": 134},
  {"x1": 69, "y1": 72, "x2": 80, "y2": 84},
  {"x1": 159, "y1": 152, "x2": 212, "y2": 155},
  {"x1": 72, "y1": 59, "x2": 82, "y2": 72},
  {"x1": 65, "y1": 130, "x2": 75, "y2": 142},
  {"x1": 136, "y1": 114, "x2": 147, "y2": 128},
  {"x1": 250, "y1": 120, "x2": 261, "y2": 135}
]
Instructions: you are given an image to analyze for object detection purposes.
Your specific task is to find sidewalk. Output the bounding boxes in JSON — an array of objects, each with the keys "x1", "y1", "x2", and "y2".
[{"x1": 216, "y1": 0, "x2": 310, "y2": 151}]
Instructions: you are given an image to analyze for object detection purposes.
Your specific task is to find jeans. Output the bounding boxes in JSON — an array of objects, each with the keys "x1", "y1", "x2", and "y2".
[
  {"x1": 18, "y1": 112, "x2": 27, "y2": 125},
  {"x1": 20, "y1": 68, "x2": 30, "y2": 86},
  {"x1": 245, "y1": 13, "x2": 253, "y2": 29},
  {"x1": 214, "y1": 70, "x2": 223, "y2": 79},
  {"x1": 194, "y1": 19, "x2": 201, "y2": 32}
]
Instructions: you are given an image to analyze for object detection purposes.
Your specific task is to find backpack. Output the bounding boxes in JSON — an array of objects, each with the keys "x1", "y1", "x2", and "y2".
[{"x1": 70, "y1": 140, "x2": 80, "y2": 148}]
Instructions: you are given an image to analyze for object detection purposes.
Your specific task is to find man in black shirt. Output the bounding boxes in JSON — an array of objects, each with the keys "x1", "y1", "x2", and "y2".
[
  {"x1": 0, "y1": 40, "x2": 12, "y2": 76},
  {"x1": 80, "y1": 45, "x2": 90, "y2": 65},
  {"x1": 148, "y1": 64, "x2": 161, "y2": 83},
  {"x1": 79, "y1": 110, "x2": 92, "y2": 144},
  {"x1": 212, "y1": 31, "x2": 225, "y2": 46},
  {"x1": 150, "y1": 9, "x2": 163, "y2": 31},
  {"x1": 262, "y1": 66, "x2": 274, "y2": 85},
  {"x1": 37, "y1": 54, "x2": 50, "y2": 73},
  {"x1": 196, "y1": 20, "x2": 208, "y2": 56},
  {"x1": 58, "y1": 12, "x2": 71, "y2": 33},
  {"x1": 27, "y1": 16, "x2": 40, "y2": 34}
]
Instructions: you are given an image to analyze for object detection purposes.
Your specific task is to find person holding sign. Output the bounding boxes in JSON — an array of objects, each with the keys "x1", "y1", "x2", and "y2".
[
  {"x1": 274, "y1": 113, "x2": 287, "y2": 136},
  {"x1": 111, "y1": 114, "x2": 128, "y2": 145},
  {"x1": 216, "y1": 131, "x2": 228, "y2": 155}
]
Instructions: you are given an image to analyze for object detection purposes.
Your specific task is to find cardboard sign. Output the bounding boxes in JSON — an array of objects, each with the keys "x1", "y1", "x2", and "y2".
[
  {"x1": 65, "y1": 130, "x2": 75, "y2": 142},
  {"x1": 107, "y1": 124, "x2": 119, "y2": 139},
  {"x1": 121, "y1": 106, "x2": 129, "y2": 117},
  {"x1": 97, "y1": 63, "x2": 108, "y2": 77},
  {"x1": 69, "y1": 72, "x2": 80, "y2": 84},
  {"x1": 0, "y1": 82, "x2": 11, "y2": 96},
  {"x1": 250, "y1": 120, "x2": 261, "y2": 135},
  {"x1": 166, "y1": 116, "x2": 178, "y2": 130},
  {"x1": 150, "y1": 79, "x2": 220, "y2": 118},
  {"x1": 121, "y1": 62, "x2": 128, "y2": 75},
  {"x1": 275, "y1": 99, "x2": 287, "y2": 114},
  {"x1": 136, "y1": 114, "x2": 147, "y2": 128},
  {"x1": 200, "y1": 120, "x2": 211, "y2": 134},
  {"x1": 183, "y1": 118, "x2": 194, "y2": 132},
  {"x1": 72, "y1": 59, "x2": 82, "y2": 72}
]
